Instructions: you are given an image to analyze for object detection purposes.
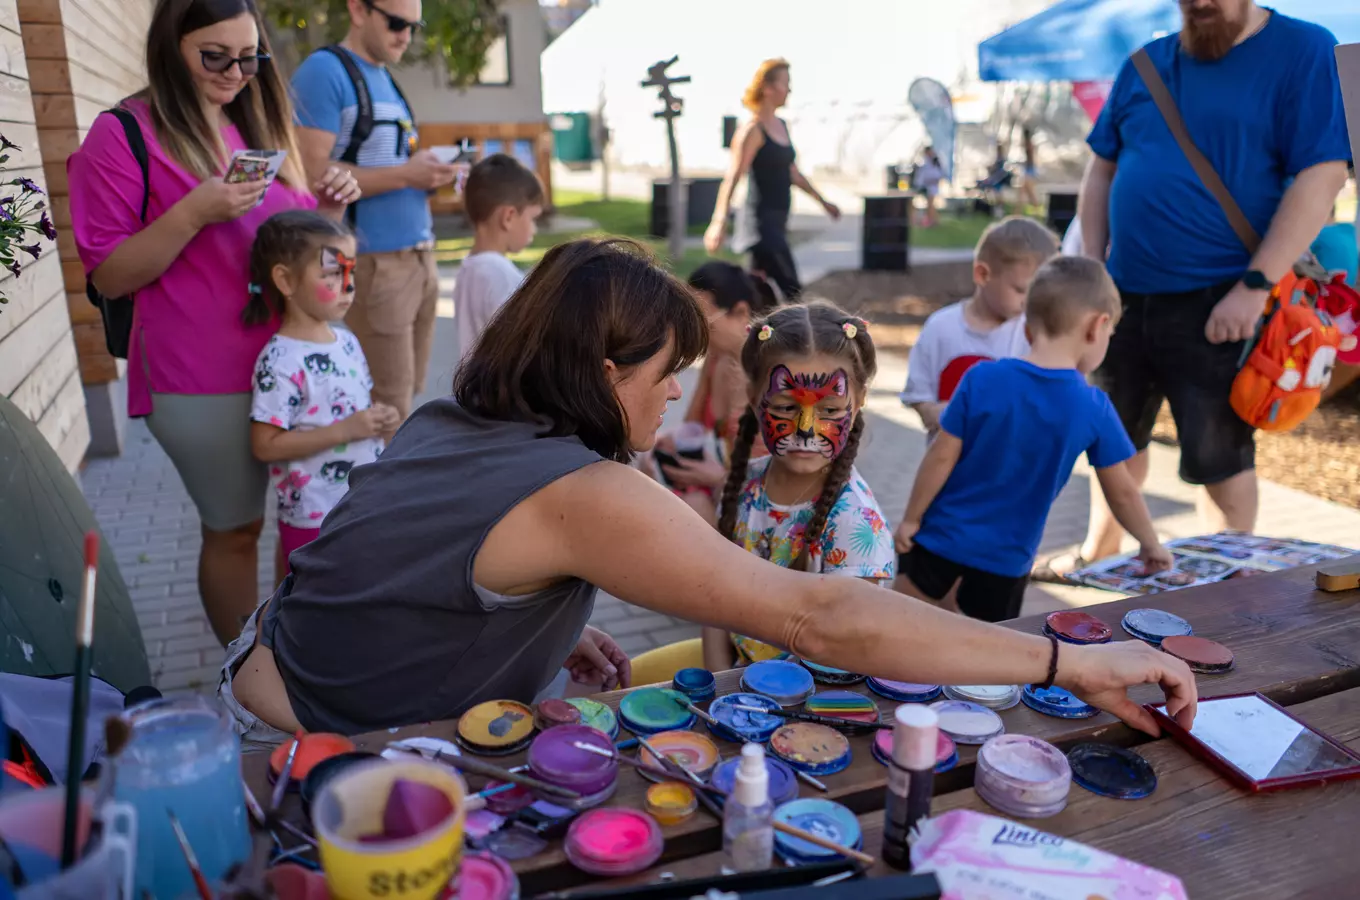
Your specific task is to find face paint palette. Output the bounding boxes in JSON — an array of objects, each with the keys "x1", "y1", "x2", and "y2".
[
  {"x1": 929, "y1": 700, "x2": 1006, "y2": 745},
  {"x1": 637, "y1": 730, "x2": 721, "y2": 782},
  {"x1": 454, "y1": 851, "x2": 521, "y2": 900},
  {"x1": 803, "y1": 691, "x2": 881, "y2": 724},
  {"x1": 1067, "y1": 743, "x2": 1158, "y2": 800},
  {"x1": 771, "y1": 799, "x2": 862, "y2": 865},
  {"x1": 527, "y1": 726, "x2": 618, "y2": 806},
  {"x1": 798, "y1": 658, "x2": 866, "y2": 685},
  {"x1": 1044, "y1": 610, "x2": 1114, "y2": 644},
  {"x1": 671, "y1": 668, "x2": 717, "y2": 702},
  {"x1": 740, "y1": 660, "x2": 816, "y2": 707},
  {"x1": 1021, "y1": 684, "x2": 1099, "y2": 719},
  {"x1": 565, "y1": 698, "x2": 620, "y2": 740},
  {"x1": 872, "y1": 726, "x2": 958, "y2": 773},
  {"x1": 865, "y1": 678, "x2": 943, "y2": 703},
  {"x1": 1121, "y1": 608, "x2": 1193, "y2": 646},
  {"x1": 457, "y1": 700, "x2": 536, "y2": 755},
  {"x1": 768, "y1": 723, "x2": 853, "y2": 776},
  {"x1": 706, "y1": 692, "x2": 784, "y2": 743},
  {"x1": 1158, "y1": 634, "x2": 1235, "y2": 673},
  {"x1": 534, "y1": 698, "x2": 582, "y2": 732},
  {"x1": 563, "y1": 808, "x2": 664, "y2": 876},
  {"x1": 618, "y1": 688, "x2": 696, "y2": 736},
  {"x1": 943, "y1": 684, "x2": 1021, "y2": 711},
  {"x1": 975, "y1": 734, "x2": 1072, "y2": 819},
  {"x1": 708, "y1": 754, "x2": 801, "y2": 806}
]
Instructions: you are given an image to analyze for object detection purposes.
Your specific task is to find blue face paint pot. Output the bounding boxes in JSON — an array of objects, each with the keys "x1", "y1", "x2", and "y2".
[
  {"x1": 865, "y1": 678, "x2": 943, "y2": 703},
  {"x1": 706, "y1": 693, "x2": 783, "y2": 744},
  {"x1": 740, "y1": 660, "x2": 815, "y2": 707},
  {"x1": 797, "y1": 658, "x2": 865, "y2": 685},
  {"x1": 1021, "y1": 684, "x2": 1099, "y2": 719},
  {"x1": 772, "y1": 799, "x2": 862, "y2": 864},
  {"x1": 709, "y1": 755, "x2": 800, "y2": 807},
  {"x1": 1067, "y1": 743, "x2": 1158, "y2": 800},
  {"x1": 617, "y1": 688, "x2": 696, "y2": 736},
  {"x1": 1120, "y1": 608, "x2": 1193, "y2": 646},
  {"x1": 671, "y1": 668, "x2": 717, "y2": 702}
]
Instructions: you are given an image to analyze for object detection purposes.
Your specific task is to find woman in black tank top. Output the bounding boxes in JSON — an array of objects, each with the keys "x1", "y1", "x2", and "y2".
[{"x1": 704, "y1": 59, "x2": 841, "y2": 301}]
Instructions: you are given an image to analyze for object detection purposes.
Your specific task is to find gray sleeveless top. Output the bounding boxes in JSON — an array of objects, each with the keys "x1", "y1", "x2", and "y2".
[{"x1": 260, "y1": 397, "x2": 602, "y2": 735}]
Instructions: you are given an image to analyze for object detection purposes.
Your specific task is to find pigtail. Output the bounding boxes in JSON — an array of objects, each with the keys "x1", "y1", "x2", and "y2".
[
  {"x1": 241, "y1": 209, "x2": 352, "y2": 327},
  {"x1": 242, "y1": 256, "x2": 281, "y2": 327},
  {"x1": 717, "y1": 408, "x2": 760, "y2": 542},
  {"x1": 793, "y1": 414, "x2": 865, "y2": 572}
]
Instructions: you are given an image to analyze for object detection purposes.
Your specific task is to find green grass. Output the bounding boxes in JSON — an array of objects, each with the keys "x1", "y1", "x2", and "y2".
[{"x1": 911, "y1": 212, "x2": 993, "y2": 250}]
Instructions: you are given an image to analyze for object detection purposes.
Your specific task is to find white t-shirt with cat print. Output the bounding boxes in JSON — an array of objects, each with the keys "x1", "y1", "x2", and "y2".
[{"x1": 250, "y1": 329, "x2": 382, "y2": 528}]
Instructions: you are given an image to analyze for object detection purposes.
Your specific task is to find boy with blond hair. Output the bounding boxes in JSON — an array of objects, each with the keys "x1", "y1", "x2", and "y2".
[
  {"x1": 901, "y1": 216, "x2": 1059, "y2": 435},
  {"x1": 894, "y1": 257, "x2": 1172, "y2": 621}
]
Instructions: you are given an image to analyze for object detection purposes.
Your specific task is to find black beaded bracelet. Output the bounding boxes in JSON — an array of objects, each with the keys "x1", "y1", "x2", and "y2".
[{"x1": 1039, "y1": 634, "x2": 1060, "y2": 690}]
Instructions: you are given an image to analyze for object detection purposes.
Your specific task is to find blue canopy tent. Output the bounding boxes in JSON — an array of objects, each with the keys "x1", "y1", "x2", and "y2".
[{"x1": 979, "y1": 0, "x2": 1360, "y2": 82}]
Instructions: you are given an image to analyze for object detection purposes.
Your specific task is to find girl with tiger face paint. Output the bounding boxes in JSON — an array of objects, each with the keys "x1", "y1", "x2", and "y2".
[{"x1": 703, "y1": 302, "x2": 898, "y2": 672}]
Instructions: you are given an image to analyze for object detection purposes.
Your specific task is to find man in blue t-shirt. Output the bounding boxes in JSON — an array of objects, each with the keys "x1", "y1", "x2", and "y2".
[
  {"x1": 1038, "y1": 1, "x2": 1351, "y2": 581},
  {"x1": 291, "y1": 0, "x2": 458, "y2": 439}
]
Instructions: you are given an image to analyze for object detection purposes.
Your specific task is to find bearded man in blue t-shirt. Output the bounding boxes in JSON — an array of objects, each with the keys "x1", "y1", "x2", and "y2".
[{"x1": 1035, "y1": 0, "x2": 1351, "y2": 581}]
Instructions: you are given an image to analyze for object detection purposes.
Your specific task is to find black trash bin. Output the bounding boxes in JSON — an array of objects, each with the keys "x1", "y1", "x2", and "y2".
[
  {"x1": 1046, "y1": 191, "x2": 1078, "y2": 237},
  {"x1": 652, "y1": 178, "x2": 724, "y2": 237},
  {"x1": 862, "y1": 195, "x2": 911, "y2": 272}
]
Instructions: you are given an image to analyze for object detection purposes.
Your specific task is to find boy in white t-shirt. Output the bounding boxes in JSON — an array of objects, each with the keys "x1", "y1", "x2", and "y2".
[
  {"x1": 901, "y1": 216, "x2": 1059, "y2": 435},
  {"x1": 453, "y1": 154, "x2": 545, "y2": 365}
]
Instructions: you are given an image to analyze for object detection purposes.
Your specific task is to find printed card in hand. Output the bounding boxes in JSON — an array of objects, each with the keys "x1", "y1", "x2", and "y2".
[{"x1": 225, "y1": 149, "x2": 288, "y2": 206}]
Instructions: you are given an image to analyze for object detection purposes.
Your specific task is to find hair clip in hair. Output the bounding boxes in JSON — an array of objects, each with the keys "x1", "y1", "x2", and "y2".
[
  {"x1": 745, "y1": 324, "x2": 753, "y2": 335},
  {"x1": 841, "y1": 322, "x2": 858, "y2": 340},
  {"x1": 247, "y1": 283, "x2": 263, "y2": 295},
  {"x1": 757, "y1": 324, "x2": 774, "y2": 342}
]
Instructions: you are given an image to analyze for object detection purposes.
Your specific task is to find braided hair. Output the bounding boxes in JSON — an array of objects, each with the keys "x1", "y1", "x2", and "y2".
[
  {"x1": 242, "y1": 209, "x2": 352, "y2": 327},
  {"x1": 715, "y1": 301, "x2": 877, "y2": 572}
]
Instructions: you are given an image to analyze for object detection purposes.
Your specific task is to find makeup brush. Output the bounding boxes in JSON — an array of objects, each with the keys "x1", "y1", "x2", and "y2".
[
  {"x1": 670, "y1": 696, "x2": 719, "y2": 728},
  {"x1": 60, "y1": 532, "x2": 99, "y2": 869},
  {"x1": 572, "y1": 741, "x2": 727, "y2": 796},
  {"x1": 413, "y1": 747, "x2": 582, "y2": 800},
  {"x1": 271, "y1": 731, "x2": 304, "y2": 817},
  {"x1": 730, "y1": 703, "x2": 885, "y2": 732},
  {"x1": 167, "y1": 808, "x2": 214, "y2": 900}
]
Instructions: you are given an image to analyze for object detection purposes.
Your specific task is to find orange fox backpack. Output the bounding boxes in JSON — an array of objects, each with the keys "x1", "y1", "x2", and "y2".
[{"x1": 1229, "y1": 272, "x2": 1342, "y2": 432}]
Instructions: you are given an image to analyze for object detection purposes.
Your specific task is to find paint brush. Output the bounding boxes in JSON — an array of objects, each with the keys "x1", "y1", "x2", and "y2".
[
  {"x1": 731, "y1": 703, "x2": 885, "y2": 733},
  {"x1": 167, "y1": 808, "x2": 214, "y2": 900},
  {"x1": 60, "y1": 532, "x2": 99, "y2": 869},
  {"x1": 671, "y1": 696, "x2": 719, "y2": 728},
  {"x1": 271, "y1": 731, "x2": 304, "y2": 817},
  {"x1": 572, "y1": 741, "x2": 726, "y2": 796},
  {"x1": 412, "y1": 747, "x2": 582, "y2": 800},
  {"x1": 794, "y1": 769, "x2": 829, "y2": 792}
]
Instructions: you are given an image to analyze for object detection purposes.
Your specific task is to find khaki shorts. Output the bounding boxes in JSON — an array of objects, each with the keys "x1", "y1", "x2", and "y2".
[
  {"x1": 145, "y1": 393, "x2": 268, "y2": 531},
  {"x1": 347, "y1": 248, "x2": 440, "y2": 423},
  {"x1": 218, "y1": 600, "x2": 292, "y2": 753}
]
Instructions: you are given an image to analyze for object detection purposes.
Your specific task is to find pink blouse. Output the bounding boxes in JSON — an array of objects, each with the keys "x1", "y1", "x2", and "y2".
[{"x1": 67, "y1": 100, "x2": 317, "y2": 417}]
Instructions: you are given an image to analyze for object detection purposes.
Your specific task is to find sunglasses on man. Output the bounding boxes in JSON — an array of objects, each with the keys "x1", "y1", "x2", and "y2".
[
  {"x1": 199, "y1": 49, "x2": 271, "y2": 76},
  {"x1": 362, "y1": 0, "x2": 425, "y2": 34}
]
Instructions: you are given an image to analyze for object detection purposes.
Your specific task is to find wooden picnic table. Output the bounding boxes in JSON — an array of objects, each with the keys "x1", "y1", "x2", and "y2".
[{"x1": 242, "y1": 556, "x2": 1360, "y2": 897}]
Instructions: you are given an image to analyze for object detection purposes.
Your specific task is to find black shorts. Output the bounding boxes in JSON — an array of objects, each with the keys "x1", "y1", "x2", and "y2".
[
  {"x1": 1092, "y1": 281, "x2": 1255, "y2": 485},
  {"x1": 898, "y1": 544, "x2": 1028, "y2": 623}
]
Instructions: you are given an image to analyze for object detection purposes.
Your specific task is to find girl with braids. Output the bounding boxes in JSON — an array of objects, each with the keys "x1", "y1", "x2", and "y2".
[
  {"x1": 245, "y1": 210, "x2": 398, "y2": 579},
  {"x1": 705, "y1": 302, "x2": 896, "y2": 671}
]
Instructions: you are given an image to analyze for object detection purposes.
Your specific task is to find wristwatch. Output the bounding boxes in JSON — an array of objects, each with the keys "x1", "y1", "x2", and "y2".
[{"x1": 1241, "y1": 270, "x2": 1272, "y2": 291}]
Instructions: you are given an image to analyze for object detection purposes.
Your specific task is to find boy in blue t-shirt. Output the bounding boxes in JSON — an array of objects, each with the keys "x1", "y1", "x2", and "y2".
[{"x1": 893, "y1": 257, "x2": 1172, "y2": 622}]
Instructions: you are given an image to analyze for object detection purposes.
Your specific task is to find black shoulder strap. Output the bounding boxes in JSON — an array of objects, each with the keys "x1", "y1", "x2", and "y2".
[
  {"x1": 107, "y1": 106, "x2": 150, "y2": 223},
  {"x1": 387, "y1": 69, "x2": 415, "y2": 128},
  {"x1": 320, "y1": 45, "x2": 372, "y2": 165}
]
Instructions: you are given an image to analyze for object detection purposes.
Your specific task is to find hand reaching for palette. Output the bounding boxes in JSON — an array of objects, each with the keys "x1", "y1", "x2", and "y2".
[
  {"x1": 1058, "y1": 641, "x2": 1198, "y2": 737},
  {"x1": 565, "y1": 626, "x2": 632, "y2": 690}
]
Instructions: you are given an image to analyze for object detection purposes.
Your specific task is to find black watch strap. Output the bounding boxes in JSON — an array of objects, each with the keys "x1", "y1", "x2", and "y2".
[{"x1": 1242, "y1": 270, "x2": 1272, "y2": 291}]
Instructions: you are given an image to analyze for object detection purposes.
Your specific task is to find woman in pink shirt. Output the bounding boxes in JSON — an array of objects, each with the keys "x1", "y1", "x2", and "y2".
[{"x1": 69, "y1": 0, "x2": 360, "y2": 645}]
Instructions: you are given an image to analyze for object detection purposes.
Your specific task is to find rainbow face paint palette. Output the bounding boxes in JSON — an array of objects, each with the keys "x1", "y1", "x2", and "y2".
[
  {"x1": 798, "y1": 658, "x2": 865, "y2": 685},
  {"x1": 943, "y1": 684, "x2": 1021, "y2": 711},
  {"x1": 1044, "y1": 610, "x2": 1113, "y2": 644},
  {"x1": 803, "y1": 690, "x2": 881, "y2": 724},
  {"x1": 929, "y1": 700, "x2": 1006, "y2": 745},
  {"x1": 768, "y1": 723, "x2": 852, "y2": 775},
  {"x1": 975, "y1": 735, "x2": 1072, "y2": 819},
  {"x1": 1067, "y1": 743, "x2": 1158, "y2": 800},
  {"x1": 865, "y1": 678, "x2": 943, "y2": 703},
  {"x1": 1158, "y1": 634, "x2": 1235, "y2": 673},
  {"x1": 527, "y1": 725, "x2": 618, "y2": 809},
  {"x1": 1021, "y1": 684, "x2": 1098, "y2": 719},
  {"x1": 740, "y1": 659, "x2": 815, "y2": 707},
  {"x1": 563, "y1": 807, "x2": 664, "y2": 876},
  {"x1": 618, "y1": 688, "x2": 695, "y2": 736},
  {"x1": 457, "y1": 700, "x2": 536, "y2": 755},
  {"x1": 872, "y1": 726, "x2": 958, "y2": 773},
  {"x1": 709, "y1": 755, "x2": 801, "y2": 806},
  {"x1": 1121, "y1": 608, "x2": 1193, "y2": 646},
  {"x1": 637, "y1": 730, "x2": 721, "y2": 782},
  {"x1": 772, "y1": 799, "x2": 862, "y2": 864},
  {"x1": 565, "y1": 697, "x2": 619, "y2": 740},
  {"x1": 455, "y1": 851, "x2": 521, "y2": 900},
  {"x1": 671, "y1": 667, "x2": 717, "y2": 702},
  {"x1": 707, "y1": 692, "x2": 784, "y2": 743}
]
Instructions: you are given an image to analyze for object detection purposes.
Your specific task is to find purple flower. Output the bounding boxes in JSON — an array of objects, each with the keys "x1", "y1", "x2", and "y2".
[
  {"x1": 38, "y1": 214, "x2": 55, "y2": 240},
  {"x1": 20, "y1": 243, "x2": 41, "y2": 260},
  {"x1": 6, "y1": 261, "x2": 20, "y2": 278},
  {"x1": 13, "y1": 178, "x2": 42, "y2": 195},
  {"x1": 0, "y1": 206, "x2": 11, "y2": 222},
  {"x1": 0, "y1": 135, "x2": 17, "y2": 152}
]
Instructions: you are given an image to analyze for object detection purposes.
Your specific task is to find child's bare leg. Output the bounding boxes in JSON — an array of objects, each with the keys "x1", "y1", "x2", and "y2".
[{"x1": 702, "y1": 626, "x2": 736, "y2": 671}]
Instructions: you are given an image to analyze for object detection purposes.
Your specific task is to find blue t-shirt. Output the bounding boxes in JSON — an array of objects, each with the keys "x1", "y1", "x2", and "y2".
[
  {"x1": 1088, "y1": 12, "x2": 1351, "y2": 294},
  {"x1": 915, "y1": 359, "x2": 1135, "y2": 578},
  {"x1": 291, "y1": 48, "x2": 433, "y2": 254}
]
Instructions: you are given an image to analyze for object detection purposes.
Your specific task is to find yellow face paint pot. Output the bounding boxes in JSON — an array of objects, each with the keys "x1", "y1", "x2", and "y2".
[
  {"x1": 645, "y1": 782, "x2": 697, "y2": 826},
  {"x1": 456, "y1": 700, "x2": 536, "y2": 756}
]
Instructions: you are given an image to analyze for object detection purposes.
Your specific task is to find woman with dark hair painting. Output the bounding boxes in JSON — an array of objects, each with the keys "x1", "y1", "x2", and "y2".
[
  {"x1": 704, "y1": 59, "x2": 841, "y2": 300},
  {"x1": 221, "y1": 238, "x2": 1198, "y2": 746},
  {"x1": 68, "y1": 0, "x2": 360, "y2": 645}
]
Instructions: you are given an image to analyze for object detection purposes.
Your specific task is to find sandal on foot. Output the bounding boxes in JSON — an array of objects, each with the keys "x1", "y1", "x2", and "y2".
[{"x1": 1031, "y1": 550, "x2": 1088, "y2": 584}]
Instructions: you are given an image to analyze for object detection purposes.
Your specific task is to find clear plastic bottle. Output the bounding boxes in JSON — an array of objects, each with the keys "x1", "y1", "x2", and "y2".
[{"x1": 722, "y1": 742, "x2": 775, "y2": 871}]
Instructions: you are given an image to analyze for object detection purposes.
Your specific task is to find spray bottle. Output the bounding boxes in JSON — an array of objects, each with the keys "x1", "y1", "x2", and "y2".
[{"x1": 722, "y1": 742, "x2": 774, "y2": 871}]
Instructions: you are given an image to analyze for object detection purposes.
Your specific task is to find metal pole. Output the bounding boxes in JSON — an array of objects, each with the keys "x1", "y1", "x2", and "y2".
[{"x1": 665, "y1": 112, "x2": 685, "y2": 264}]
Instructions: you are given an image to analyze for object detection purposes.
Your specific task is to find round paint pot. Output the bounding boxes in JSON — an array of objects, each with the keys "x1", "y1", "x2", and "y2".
[
  {"x1": 455, "y1": 851, "x2": 521, "y2": 900},
  {"x1": 709, "y1": 754, "x2": 800, "y2": 807},
  {"x1": 772, "y1": 799, "x2": 862, "y2": 865},
  {"x1": 299, "y1": 750, "x2": 378, "y2": 820},
  {"x1": 929, "y1": 700, "x2": 1005, "y2": 745},
  {"x1": 563, "y1": 808, "x2": 664, "y2": 876},
  {"x1": 269, "y1": 732, "x2": 356, "y2": 786},
  {"x1": 618, "y1": 687, "x2": 695, "y2": 736},
  {"x1": 942, "y1": 684, "x2": 1021, "y2": 711},
  {"x1": 527, "y1": 725, "x2": 618, "y2": 803},
  {"x1": 740, "y1": 660, "x2": 816, "y2": 707},
  {"x1": 1067, "y1": 743, "x2": 1158, "y2": 800},
  {"x1": 1120, "y1": 608, "x2": 1193, "y2": 646},
  {"x1": 671, "y1": 668, "x2": 717, "y2": 702},
  {"x1": 706, "y1": 692, "x2": 783, "y2": 744},
  {"x1": 865, "y1": 678, "x2": 943, "y2": 703},
  {"x1": 645, "y1": 782, "x2": 697, "y2": 826},
  {"x1": 975, "y1": 734, "x2": 1072, "y2": 819},
  {"x1": 483, "y1": 780, "x2": 536, "y2": 815},
  {"x1": 871, "y1": 726, "x2": 957, "y2": 774},
  {"x1": 564, "y1": 697, "x2": 619, "y2": 740},
  {"x1": 797, "y1": 658, "x2": 866, "y2": 685},
  {"x1": 768, "y1": 723, "x2": 852, "y2": 776},
  {"x1": 803, "y1": 690, "x2": 880, "y2": 724},
  {"x1": 481, "y1": 826, "x2": 549, "y2": 861},
  {"x1": 1044, "y1": 610, "x2": 1113, "y2": 644},
  {"x1": 637, "y1": 730, "x2": 721, "y2": 782},
  {"x1": 534, "y1": 698, "x2": 582, "y2": 732},
  {"x1": 457, "y1": 700, "x2": 536, "y2": 756},
  {"x1": 1021, "y1": 684, "x2": 1098, "y2": 719},
  {"x1": 1159, "y1": 634, "x2": 1235, "y2": 674}
]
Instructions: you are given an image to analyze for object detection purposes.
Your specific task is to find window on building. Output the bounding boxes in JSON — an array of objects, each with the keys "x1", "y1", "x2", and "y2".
[{"x1": 476, "y1": 17, "x2": 511, "y2": 86}]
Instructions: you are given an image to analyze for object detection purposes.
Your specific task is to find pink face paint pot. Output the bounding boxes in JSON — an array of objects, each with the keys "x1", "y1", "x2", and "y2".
[
  {"x1": 563, "y1": 808, "x2": 664, "y2": 877},
  {"x1": 1044, "y1": 610, "x2": 1113, "y2": 644},
  {"x1": 872, "y1": 724, "x2": 958, "y2": 773},
  {"x1": 450, "y1": 851, "x2": 520, "y2": 900},
  {"x1": 534, "y1": 698, "x2": 582, "y2": 732},
  {"x1": 526, "y1": 725, "x2": 618, "y2": 810},
  {"x1": 975, "y1": 734, "x2": 1071, "y2": 819},
  {"x1": 768, "y1": 723, "x2": 852, "y2": 776}
]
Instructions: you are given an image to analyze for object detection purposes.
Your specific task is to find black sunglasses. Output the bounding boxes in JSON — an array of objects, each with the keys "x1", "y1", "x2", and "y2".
[
  {"x1": 199, "y1": 49, "x2": 271, "y2": 76},
  {"x1": 362, "y1": 0, "x2": 424, "y2": 33}
]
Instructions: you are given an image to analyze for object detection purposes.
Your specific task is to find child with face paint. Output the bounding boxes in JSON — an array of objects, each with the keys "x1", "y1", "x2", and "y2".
[
  {"x1": 244, "y1": 210, "x2": 399, "y2": 578},
  {"x1": 709, "y1": 302, "x2": 896, "y2": 670}
]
